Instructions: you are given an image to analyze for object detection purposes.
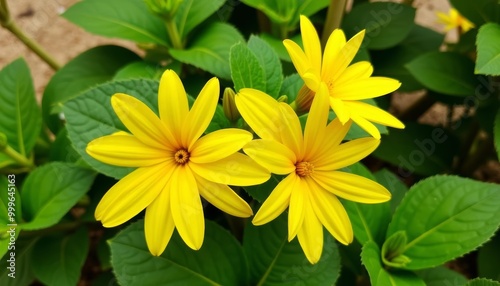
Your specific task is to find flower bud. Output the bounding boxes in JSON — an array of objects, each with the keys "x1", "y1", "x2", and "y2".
[
  {"x1": 144, "y1": 0, "x2": 183, "y2": 19},
  {"x1": 293, "y1": 84, "x2": 316, "y2": 114},
  {"x1": 223, "y1": 87, "x2": 240, "y2": 122}
]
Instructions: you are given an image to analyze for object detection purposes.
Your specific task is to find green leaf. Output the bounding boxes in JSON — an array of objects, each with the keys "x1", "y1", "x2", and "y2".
[
  {"x1": 280, "y1": 73, "x2": 303, "y2": 102},
  {"x1": 416, "y1": 266, "x2": 468, "y2": 286},
  {"x1": 64, "y1": 79, "x2": 159, "y2": 179},
  {"x1": 478, "y1": 232, "x2": 500, "y2": 281},
  {"x1": 243, "y1": 213, "x2": 340, "y2": 285},
  {"x1": 0, "y1": 175, "x2": 21, "y2": 260},
  {"x1": 0, "y1": 238, "x2": 37, "y2": 285},
  {"x1": 42, "y1": 45, "x2": 140, "y2": 134},
  {"x1": 450, "y1": 0, "x2": 500, "y2": 26},
  {"x1": 387, "y1": 175, "x2": 500, "y2": 270},
  {"x1": 342, "y1": 163, "x2": 391, "y2": 246},
  {"x1": 381, "y1": 231, "x2": 410, "y2": 268},
  {"x1": 230, "y1": 42, "x2": 266, "y2": 92},
  {"x1": 361, "y1": 241, "x2": 425, "y2": 286},
  {"x1": 244, "y1": 175, "x2": 282, "y2": 203},
  {"x1": 465, "y1": 278, "x2": 500, "y2": 286},
  {"x1": 170, "y1": 22, "x2": 244, "y2": 79},
  {"x1": 373, "y1": 122, "x2": 458, "y2": 176},
  {"x1": 0, "y1": 58, "x2": 41, "y2": 161},
  {"x1": 21, "y1": 162, "x2": 96, "y2": 230},
  {"x1": 342, "y1": 2, "x2": 415, "y2": 50},
  {"x1": 31, "y1": 228, "x2": 89, "y2": 286},
  {"x1": 174, "y1": 0, "x2": 226, "y2": 38},
  {"x1": 49, "y1": 127, "x2": 83, "y2": 164},
  {"x1": 260, "y1": 33, "x2": 302, "y2": 62},
  {"x1": 63, "y1": 0, "x2": 169, "y2": 46},
  {"x1": 374, "y1": 169, "x2": 408, "y2": 213},
  {"x1": 495, "y1": 108, "x2": 500, "y2": 160},
  {"x1": 476, "y1": 23, "x2": 500, "y2": 75},
  {"x1": 248, "y1": 35, "x2": 283, "y2": 98},
  {"x1": 110, "y1": 220, "x2": 248, "y2": 286},
  {"x1": 113, "y1": 61, "x2": 164, "y2": 80},
  {"x1": 406, "y1": 51, "x2": 481, "y2": 97}
]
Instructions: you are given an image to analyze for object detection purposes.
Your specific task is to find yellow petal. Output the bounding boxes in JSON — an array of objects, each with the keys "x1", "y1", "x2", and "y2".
[
  {"x1": 329, "y1": 97, "x2": 350, "y2": 124},
  {"x1": 235, "y1": 88, "x2": 282, "y2": 142},
  {"x1": 288, "y1": 178, "x2": 307, "y2": 241},
  {"x1": 316, "y1": 137, "x2": 379, "y2": 171},
  {"x1": 190, "y1": 152, "x2": 270, "y2": 186},
  {"x1": 243, "y1": 139, "x2": 296, "y2": 175},
  {"x1": 313, "y1": 171, "x2": 391, "y2": 203},
  {"x1": 182, "y1": 77, "x2": 220, "y2": 149},
  {"x1": 170, "y1": 166, "x2": 204, "y2": 250},
  {"x1": 334, "y1": 61, "x2": 373, "y2": 86},
  {"x1": 297, "y1": 200, "x2": 323, "y2": 264},
  {"x1": 302, "y1": 72, "x2": 321, "y2": 92},
  {"x1": 305, "y1": 119, "x2": 351, "y2": 162},
  {"x1": 252, "y1": 173, "x2": 296, "y2": 225},
  {"x1": 350, "y1": 113, "x2": 381, "y2": 139},
  {"x1": 145, "y1": 187, "x2": 175, "y2": 256},
  {"x1": 87, "y1": 133, "x2": 169, "y2": 167},
  {"x1": 330, "y1": 30, "x2": 365, "y2": 82},
  {"x1": 95, "y1": 162, "x2": 174, "y2": 227},
  {"x1": 283, "y1": 39, "x2": 311, "y2": 77},
  {"x1": 158, "y1": 70, "x2": 189, "y2": 138},
  {"x1": 322, "y1": 29, "x2": 346, "y2": 79},
  {"x1": 333, "y1": 77, "x2": 400, "y2": 100},
  {"x1": 300, "y1": 15, "x2": 322, "y2": 77},
  {"x1": 345, "y1": 101, "x2": 405, "y2": 129},
  {"x1": 304, "y1": 83, "x2": 329, "y2": 157},
  {"x1": 278, "y1": 103, "x2": 304, "y2": 158},
  {"x1": 111, "y1": 93, "x2": 177, "y2": 149},
  {"x1": 190, "y1": 129, "x2": 252, "y2": 164},
  {"x1": 195, "y1": 174, "x2": 253, "y2": 217},
  {"x1": 307, "y1": 179, "x2": 352, "y2": 245}
]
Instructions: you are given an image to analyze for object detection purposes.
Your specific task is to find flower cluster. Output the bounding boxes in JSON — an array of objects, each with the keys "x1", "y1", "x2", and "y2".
[{"x1": 87, "y1": 16, "x2": 403, "y2": 264}]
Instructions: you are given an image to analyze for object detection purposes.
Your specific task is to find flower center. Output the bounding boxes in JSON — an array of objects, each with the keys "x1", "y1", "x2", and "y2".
[
  {"x1": 174, "y1": 149, "x2": 190, "y2": 165},
  {"x1": 296, "y1": 161, "x2": 314, "y2": 177}
]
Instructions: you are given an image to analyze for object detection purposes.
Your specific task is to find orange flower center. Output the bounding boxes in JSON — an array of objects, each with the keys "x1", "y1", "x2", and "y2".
[
  {"x1": 174, "y1": 149, "x2": 190, "y2": 165},
  {"x1": 296, "y1": 161, "x2": 314, "y2": 177}
]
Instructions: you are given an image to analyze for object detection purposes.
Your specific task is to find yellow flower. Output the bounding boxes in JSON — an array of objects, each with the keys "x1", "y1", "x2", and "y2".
[
  {"x1": 436, "y1": 8, "x2": 475, "y2": 33},
  {"x1": 87, "y1": 70, "x2": 270, "y2": 256},
  {"x1": 283, "y1": 15, "x2": 405, "y2": 139},
  {"x1": 235, "y1": 83, "x2": 391, "y2": 264}
]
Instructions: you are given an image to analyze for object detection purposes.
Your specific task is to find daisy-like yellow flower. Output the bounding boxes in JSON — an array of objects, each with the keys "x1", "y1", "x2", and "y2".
[
  {"x1": 87, "y1": 70, "x2": 270, "y2": 256},
  {"x1": 283, "y1": 15, "x2": 405, "y2": 139},
  {"x1": 235, "y1": 83, "x2": 391, "y2": 264},
  {"x1": 436, "y1": 8, "x2": 475, "y2": 33}
]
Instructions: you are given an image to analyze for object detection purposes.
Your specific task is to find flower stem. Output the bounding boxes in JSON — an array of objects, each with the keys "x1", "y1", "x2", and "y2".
[
  {"x1": 2, "y1": 20, "x2": 61, "y2": 70},
  {"x1": 321, "y1": 0, "x2": 348, "y2": 46},
  {"x1": 1, "y1": 144, "x2": 35, "y2": 170},
  {"x1": 165, "y1": 19, "x2": 183, "y2": 49}
]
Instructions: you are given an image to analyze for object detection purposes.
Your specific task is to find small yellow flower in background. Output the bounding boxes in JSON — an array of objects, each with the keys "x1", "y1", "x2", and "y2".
[
  {"x1": 436, "y1": 8, "x2": 475, "y2": 33},
  {"x1": 283, "y1": 15, "x2": 405, "y2": 139},
  {"x1": 235, "y1": 84, "x2": 391, "y2": 264},
  {"x1": 87, "y1": 70, "x2": 270, "y2": 256}
]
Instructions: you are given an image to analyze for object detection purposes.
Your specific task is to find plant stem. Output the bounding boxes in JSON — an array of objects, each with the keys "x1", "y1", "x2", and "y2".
[
  {"x1": 165, "y1": 19, "x2": 183, "y2": 49},
  {"x1": 2, "y1": 20, "x2": 61, "y2": 70},
  {"x1": 2, "y1": 145, "x2": 35, "y2": 170},
  {"x1": 321, "y1": 0, "x2": 347, "y2": 46}
]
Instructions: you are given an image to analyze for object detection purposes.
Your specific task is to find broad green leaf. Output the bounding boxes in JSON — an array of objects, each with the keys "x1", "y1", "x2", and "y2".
[
  {"x1": 342, "y1": 2, "x2": 415, "y2": 50},
  {"x1": 31, "y1": 228, "x2": 89, "y2": 286},
  {"x1": 113, "y1": 61, "x2": 164, "y2": 80},
  {"x1": 21, "y1": 162, "x2": 96, "y2": 230},
  {"x1": 63, "y1": 0, "x2": 169, "y2": 46},
  {"x1": 495, "y1": 108, "x2": 500, "y2": 159},
  {"x1": 0, "y1": 175, "x2": 21, "y2": 260},
  {"x1": 371, "y1": 25, "x2": 444, "y2": 92},
  {"x1": 279, "y1": 73, "x2": 303, "y2": 102},
  {"x1": 0, "y1": 238, "x2": 37, "y2": 285},
  {"x1": 373, "y1": 122, "x2": 458, "y2": 176},
  {"x1": 64, "y1": 79, "x2": 159, "y2": 179},
  {"x1": 110, "y1": 220, "x2": 248, "y2": 286},
  {"x1": 406, "y1": 51, "x2": 481, "y2": 97},
  {"x1": 450, "y1": 0, "x2": 500, "y2": 26},
  {"x1": 49, "y1": 127, "x2": 82, "y2": 164},
  {"x1": 42, "y1": 45, "x2": 140, "y2": 134},
  {"x1": 387, "y1": 175, "x2": 500, "y2": 270},
  {"x1": 361, "y1": 241, "x2": 425, "y2": 286},
  {"x1": 230, "y1": 42, "x2": 266, "y2": 92},
  {"x1": 465, "y1": 278, "x2": 500, "y2": 286},
  {"x1": 248, "y1": 35, "x2": 283, "y2": 98},
  {"x1": 478, "y1": 232, "x2": 500, "y2": 281},
  {"x1": 342, "y1": 163, "x2": 391, "y2": 245},
  {"x1": 170, "y1": 22, "x2": 244, "y2": 79},
  {"x1": 174, "y1": 0, "x2": 226, "y2": 38},
  {"x1": 0, "y1": 58, "x2": 41, "y2": 162},
  {"x1": 374, "y1": 169, "x2": 408, "y2": 213},
  {"x1": 476, "y1": 23, "x2": 500, "y2": 75},
  {"x1": 243, "y1": 213, "x2": 340, "y2": 286},
  {"x1": 416, "y1": 266, "x2": 468, "y2": 286},
  {"x1": 261, "y1": 33, "x2": 302, "y2": 62}
]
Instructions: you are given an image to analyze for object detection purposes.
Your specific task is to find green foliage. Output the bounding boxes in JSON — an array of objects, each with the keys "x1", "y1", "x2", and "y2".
[
  {"x1": 451, "y1": 0, "x2": 500, "y2": 26},
  {"x1": 416, "y1": 266, "x2": 467, "y2": 286},
  {"x1": 476, "y1": 23, "x2": 500, "y2": 75},
  {"x1": 0, "y1": 239, "x2": 37, "y2": 285},
  {"x1": 113, "y1": 61, "x2": 165, "y2": 80},
  {"x1": 174, "y1": 0, "x2": 226, "y2": 38},
  {"x1": 342, "y1": 2, "x2": 416, "y2": 50},
  {"x1": 495, "y1": 109, "x2": 500, "y2": 159},
  {"x1": 478, "y1": 232, "x2": 500, "y2": 281},
  {"x1": 466, "y1": 278, "x2": 500, "y2": 286},
  {"x1": 110, "y1": 220, "x2": 248, "y2": 286},
  {"x1": 387, "y1": 175, "x2": 500, "y2": 270},
  {"x1": 42, "y1": 45, "x2": 140, "y2": 133}
]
